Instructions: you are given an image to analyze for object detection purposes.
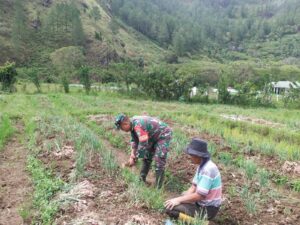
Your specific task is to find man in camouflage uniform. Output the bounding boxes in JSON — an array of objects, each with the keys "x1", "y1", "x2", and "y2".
[{"x1": 115, "y1": 114, "x2": 172, "y2": 188}]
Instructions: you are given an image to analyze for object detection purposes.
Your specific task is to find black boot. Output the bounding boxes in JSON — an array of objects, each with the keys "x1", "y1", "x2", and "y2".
[
  {"x1": 140, "y1": 158, "x2": 152, "y2": 182},
  {"x1": 155, "y1": 169, "x2": 165, "y2": 189}
]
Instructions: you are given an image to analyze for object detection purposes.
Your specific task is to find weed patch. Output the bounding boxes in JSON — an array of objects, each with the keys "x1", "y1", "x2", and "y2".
[{"x1": 0, "y1": 114, "x2": 14, "y2": 150}]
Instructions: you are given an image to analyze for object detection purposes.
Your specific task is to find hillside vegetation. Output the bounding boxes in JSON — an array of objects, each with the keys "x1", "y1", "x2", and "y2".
[{"x1": 0, "y1": 0, "x2": 300, "y2": 106}]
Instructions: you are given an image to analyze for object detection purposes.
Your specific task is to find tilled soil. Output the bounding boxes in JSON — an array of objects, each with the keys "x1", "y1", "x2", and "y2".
[
  {"x1": 0, "y1": 123, "x2": 32, "y2": 225},
  {"x1": 53, "y1": 155, "x2": 164, "y2": 225},
  {"x1": 182, "y1": 123, "x2": 300, "y2": 179},
  {"x1": 168, "y1": 146, "x2": 300, "y2": 225},
  {"x1": 88, "y1": 113, "x2": 300, "y2": 225},
  {"x1": 35, "y1": 123, "x2": 164, "y2": 225}
]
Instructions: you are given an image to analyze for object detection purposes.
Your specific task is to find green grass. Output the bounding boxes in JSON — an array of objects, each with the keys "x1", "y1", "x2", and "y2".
[
  {"x1": 242, "y1": 160, "x2": 257, "y2": 181},
  {"x1": 258, "y1": 169, "x2": 269, "y2": 187},
  {"x1": 291, "y1": 180, "x2": 300, "y2": 192},
  {"x1": 218, "y1": 152, "x2": 232, "y2": 166},
  {"x1": 0, "y1": 114, "x2": 14, "y2": 150},
  {"x1": 122, "y1": 168, "x2": 165, "y2": 210},
  {"x1": 240, "y1": 185, "x2": 259, "y2": 215}
]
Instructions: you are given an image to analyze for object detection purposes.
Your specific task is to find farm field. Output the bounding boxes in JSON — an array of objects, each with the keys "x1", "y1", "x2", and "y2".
[{"x1": 0, "y1": 91, "x2": 300, "y2": 225}]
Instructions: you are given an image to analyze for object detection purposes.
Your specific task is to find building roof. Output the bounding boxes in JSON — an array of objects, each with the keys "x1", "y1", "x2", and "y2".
[{"x1": 271, "y1": 81, "x2": 300, "y2": 89}]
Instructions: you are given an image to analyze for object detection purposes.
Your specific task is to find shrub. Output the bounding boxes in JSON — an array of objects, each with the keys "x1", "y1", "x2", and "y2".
[{"x1": 0, "y1": 62, "x2": 17, "y2": 92}]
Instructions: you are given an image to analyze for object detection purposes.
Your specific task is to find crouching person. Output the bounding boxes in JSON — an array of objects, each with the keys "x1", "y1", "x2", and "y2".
[{"x1": 165, "y1": 138, "x2": 222, "y2": 221}]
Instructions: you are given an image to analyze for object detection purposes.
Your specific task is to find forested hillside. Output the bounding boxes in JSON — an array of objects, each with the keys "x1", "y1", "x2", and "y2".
[
  {"x1": 1, "y1": 0, "x2": 300, "y2": 65},
  {"x1": 0, "y1": 0, "x2": 300, "y2": 101},
  {"x1": 0, "y1": 0, "x2": 164, "y2": 67},
  {"x1": 109, "y1": 0, "x2": 300, "y2": 60}
]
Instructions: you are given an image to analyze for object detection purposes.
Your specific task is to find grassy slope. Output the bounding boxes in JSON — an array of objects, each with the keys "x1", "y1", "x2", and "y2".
[
  {"x1": 0, "y1": 0, "x2": 166, "y2": 65},
  {"x1": 1, "y1": 0, "x2": 299, "y2": 80},
  {"x1": 80, "y1": 0, "x2": 166, "y2": 63}
]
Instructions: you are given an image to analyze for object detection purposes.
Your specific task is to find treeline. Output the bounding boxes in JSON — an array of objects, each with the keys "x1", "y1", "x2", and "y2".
[
  {"x1": 109, "y1": 0, "x2": 300, "y2": 57},
  {"x1": 2, "y1": 58, "x2": 300, "y2": 108}
]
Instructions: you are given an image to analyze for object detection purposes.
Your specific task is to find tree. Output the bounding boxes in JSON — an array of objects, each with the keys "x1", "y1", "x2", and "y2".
[
  {"x1": 50, "y1": 46, "x2": 85, "y2": 93},
  {"x1": 11, "y1": 0, "x2": 28, "y2": 61},
  {"x1": 71, "y1": 12, "x2": 85, "y2": 46},
  {"x1": 139, "y1": 65, "x2": 188, "y2": 100},
  {"x1": 282, "y1": 83, "x2": 300, "y2": 109},
  {"x1": 110, "y1": 61, "x2": 136, "y2": 92},
  {"x1": 26, "y1": 68, "x2": 41, "y2": 93},
  {"x1": 217, "y1": 74, "x2": 230, "y2": 104},
  {"x1": 173, "y1": 30, "x2": 186, "y2": 56},
  {"x1": 95, "y1": 31, "x2": 102, "y2": 41},
  {"x1": 137, "y1": 57, "x2": 144, "y2": 69},
  {"x1": 43, "y1": 2, "x2": 85, "y2": 46},
  {"x1": 79, "y1": 66, "x2": 91, "y2": 94},
  {"x1": 0, "y1": 62, "x2": 17, "y2": 92},
  {"x1": 158, "y1": 22, "x2": 169, "y2": 45}
]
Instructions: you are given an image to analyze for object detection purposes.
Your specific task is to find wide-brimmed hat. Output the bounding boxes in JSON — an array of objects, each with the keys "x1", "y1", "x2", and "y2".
[
  {"x1": 185, "y1": 138, "x2": 210, "y2": 158},
  {"x1": 115, "y1": 113, "x2": 126, "y2": 129}
]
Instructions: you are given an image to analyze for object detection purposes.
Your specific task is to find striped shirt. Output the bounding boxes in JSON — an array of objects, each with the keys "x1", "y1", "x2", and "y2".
[{"x1": 192, "y1": 160, "x2": 222, "y2": 207}]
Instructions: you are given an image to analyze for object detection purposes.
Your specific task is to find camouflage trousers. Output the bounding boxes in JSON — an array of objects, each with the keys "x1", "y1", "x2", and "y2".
[{"x1": 140, "y1": 129, "x2": 172, "y2": 170}]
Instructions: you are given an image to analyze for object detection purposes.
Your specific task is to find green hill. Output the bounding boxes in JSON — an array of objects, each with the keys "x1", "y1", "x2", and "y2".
[
  {"x1": 0, "y1": 0, "x2": 166, "y2": 66},
  {"x1": 0, "y1": 0, "x2": 300, "y2": 84}
]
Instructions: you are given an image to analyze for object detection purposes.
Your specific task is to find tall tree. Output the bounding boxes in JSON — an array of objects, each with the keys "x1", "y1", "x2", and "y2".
[
  {"x1": 11, "y1": 0, "x2": 28, "y2": 59},
  {"x1": 71, "y1": 15, "x2": 85, "y2": 46},
  {"x1": 0, "y1": 62, "x2": 18, "y2": 92},
  {"x1": 43, "y1": 2, "x2": 85, "y2": 46}
]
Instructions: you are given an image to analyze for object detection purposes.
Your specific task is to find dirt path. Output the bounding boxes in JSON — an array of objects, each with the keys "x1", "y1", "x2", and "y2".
[{"x1": 0, "y1": 123, "x2": 32, "y2": 225}]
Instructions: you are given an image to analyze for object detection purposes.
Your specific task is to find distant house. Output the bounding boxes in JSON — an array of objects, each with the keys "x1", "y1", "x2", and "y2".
[
  {"x1": 227, "y1": 87, "x2": 238, "y2": 95},
  {"x1": 270, "y1": 81, "x2": 300, "y2": 94}
]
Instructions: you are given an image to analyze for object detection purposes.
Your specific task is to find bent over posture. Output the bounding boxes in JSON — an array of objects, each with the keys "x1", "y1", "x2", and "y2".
[{"x1": 115, "y1": 114, "x2": 172, "y2": 188}]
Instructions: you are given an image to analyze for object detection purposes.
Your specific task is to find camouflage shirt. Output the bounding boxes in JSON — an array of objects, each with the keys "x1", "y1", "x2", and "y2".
[{"x1": 130, "y1": 116, "x2": 171, "y2": 157}]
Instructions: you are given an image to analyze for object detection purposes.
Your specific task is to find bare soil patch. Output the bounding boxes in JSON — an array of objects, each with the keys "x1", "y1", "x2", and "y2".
[
  {"x1": 0, "y1": 123, "x2": 32, "y2": 225},
  {"x1": 182, "y1": 123, "x2": 300, "y2": 179},
  {"x1": 53, "y1": 150, "x2": 164, "y2": 225},
  {"x1": 34, "y1": 118, "x2": 163, "y2": 224},
  {"x1": 87, "y1": 114, "x2": 114, "y2": 125}
]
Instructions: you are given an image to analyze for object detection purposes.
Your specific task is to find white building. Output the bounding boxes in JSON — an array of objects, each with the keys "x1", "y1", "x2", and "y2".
[
  {"x1": 271, "y1": 81, "x2": 300, "y2": 94},
  {"x1": 227, "y1": 87, "x2": 238, "y2": 95}
]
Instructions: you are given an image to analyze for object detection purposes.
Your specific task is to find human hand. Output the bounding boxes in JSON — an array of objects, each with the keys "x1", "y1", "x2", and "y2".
[
  {"x1": 128, "y1": 155, "x2": 136, "y2": 167},
  {"x1": 164, "y1": 198, "x2": 180, "y2": 210}
]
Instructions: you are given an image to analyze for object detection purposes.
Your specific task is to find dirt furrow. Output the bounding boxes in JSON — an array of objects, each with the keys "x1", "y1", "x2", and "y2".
[{"x1": 0, "y1": 123, "x2": 32, "y2": 225}]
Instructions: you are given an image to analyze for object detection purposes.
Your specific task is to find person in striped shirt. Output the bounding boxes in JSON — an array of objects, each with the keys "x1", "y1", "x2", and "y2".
[{"x1": 165, "y1": 138, "x2": 222, "y2": 220}]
